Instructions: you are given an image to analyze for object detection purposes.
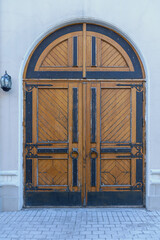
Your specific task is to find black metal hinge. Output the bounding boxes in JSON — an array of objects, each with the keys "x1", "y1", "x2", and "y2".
[{"x1": 116, "y1": 83, "x2": 143, "y2": 92}]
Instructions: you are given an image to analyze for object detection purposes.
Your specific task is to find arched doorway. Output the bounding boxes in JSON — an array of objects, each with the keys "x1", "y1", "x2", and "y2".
[{"x1": 23, "y1": 23, "x2": 145, "y2": 206}]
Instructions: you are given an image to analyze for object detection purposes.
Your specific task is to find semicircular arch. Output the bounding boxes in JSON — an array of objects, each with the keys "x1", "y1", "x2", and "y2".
[{"x1": 23, "y1": 23, "x2": 145, "y2": 79}]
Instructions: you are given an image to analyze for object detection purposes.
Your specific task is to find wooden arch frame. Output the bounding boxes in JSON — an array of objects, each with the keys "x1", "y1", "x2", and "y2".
[
  {"x1": 23, "y1": 22, "x2": 146, "y2": 207},
  {"x1": 23, "y1": 23, "x2": 145, "y2": 79}
]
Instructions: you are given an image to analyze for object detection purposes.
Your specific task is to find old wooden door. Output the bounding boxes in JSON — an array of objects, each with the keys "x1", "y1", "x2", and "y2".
[
  {"x1": 24, "y1": 23, "x2": 145, "y2": 206},
  {"x1": 25, "y1": 82, "x2": 83, "y2": 205},
  {"x1": 84, "y1": 81, "x2": 144, "y2": 206}
]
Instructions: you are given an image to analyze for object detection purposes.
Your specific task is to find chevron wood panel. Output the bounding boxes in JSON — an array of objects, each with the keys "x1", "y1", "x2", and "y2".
[
  {"x1": 101, "y1": 40, "x2": 128, "y2": 67},
  {"x1": 101, "y1": 89, "x2": 131, "y2": 143},
  {"x1": 101, "y1": 159, "x2": 131, "y2": 185},
  {"x1": 41, "y1": 40, "x2": 68, "y2": 67},
  {"x1": 38, "y1": 159, "x2": 68, "y2": 186},
  {"x1": 38, "y1": 88, "x2": 68, "y2": 142},
  {"x1": 85, "y1": 32, "x2": 131, "y2": 70}
]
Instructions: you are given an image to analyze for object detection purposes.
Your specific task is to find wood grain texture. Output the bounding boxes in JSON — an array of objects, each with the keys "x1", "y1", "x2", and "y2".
[
  {"x1": 86, "y1": 31, "x2": 134, "y2": 71},
  {"x1": 101, "y1": 159, "x2": 131, "y2": 186},
  {"x1": 38, "y1": 88, "x2": 68, "y2": 142},
  {"x1": 33, "y1": 25, "x2": 135, "y2": 74},
  {"x1": 86, "y1": 36, "x2": 92, "y2": 67},
  {"x1": 35, "y1": 32, "x2": 83, "y2": 72},
  {"x1": 82, "y1": 83, "x2": 86, "y2": 204},
  {"x1": 101, "y1": 88, "x2": 131, "y2": 143},
  {"x1": 83, "y1": 23, "x2": 86, "y2": 78},
  {"x1": 38, "y1": 159, "x2": 68, "y2": 186},
  {"x1": 23, "y1": 23, "x2": 147, "y2": 81},
  {"x1": 101, "y1": 40, "x2": 128, "y2": 67},
  {"x1": 41, "y1": 40, "x2": 68, "y2": 67}
]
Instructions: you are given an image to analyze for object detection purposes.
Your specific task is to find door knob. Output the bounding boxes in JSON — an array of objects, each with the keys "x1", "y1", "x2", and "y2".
[
  {"x1": 90, "y1": 148, "x2": 98, "y2": 159},
  {"x1": 70, "y1": 148, "x2": 79, "y2": 159}
]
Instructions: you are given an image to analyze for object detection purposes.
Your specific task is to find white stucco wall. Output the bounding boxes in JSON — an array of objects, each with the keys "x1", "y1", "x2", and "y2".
[{"x1": 0, "y1": 0, "x2": 160, "y2": 210}]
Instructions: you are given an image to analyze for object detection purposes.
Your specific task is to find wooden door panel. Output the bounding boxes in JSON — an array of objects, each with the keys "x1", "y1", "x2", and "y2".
[
  {"x1": 68, "y1": 83, "x2": 82, "y2": 193},
  {"x1": 101, "y1": 88, "x2": 131, "y2": 143},
  {"x1": 85, "y1": 31, "x2": 133, "y2": 72},
  {"x1": 101, "y1": 40, "x2": 128, "y2": 68},
  {"x1": 35, "y1": 31, "x2": 83, "y2": 72},
  {"x1": 87, "y1": 82, "x2": 144, "y2": 206},
  {"x1": 85, "y1": 82, "x2": 101, "y2": 206},
  {"x1": 24, "y1": 81, "x2": 82, "y2": 206},
  {"x1": 101, "y1": 159, "x2": 131, "y2": 186},
  {"x1": 38, "y1": 159, "x2": 68, "y2": 186},
  {"x1": 38, "y1": 88, "x2": 68, "y2": 142}
]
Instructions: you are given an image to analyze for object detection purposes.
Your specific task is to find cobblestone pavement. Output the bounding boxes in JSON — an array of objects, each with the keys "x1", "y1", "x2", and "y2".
[{"x1": 0, "y1": 208, "x2": 160, "y2": 240}]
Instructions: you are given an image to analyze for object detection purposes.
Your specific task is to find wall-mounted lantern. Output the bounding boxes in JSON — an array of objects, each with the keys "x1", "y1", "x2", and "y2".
[{"x1": 0, "y1": 71, "x2": 12, "y2": 92}]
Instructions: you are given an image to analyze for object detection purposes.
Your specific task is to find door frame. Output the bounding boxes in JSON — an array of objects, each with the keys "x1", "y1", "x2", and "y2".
[{"x1": 22, "y1": 21, "x2": 146, "y2": 207}]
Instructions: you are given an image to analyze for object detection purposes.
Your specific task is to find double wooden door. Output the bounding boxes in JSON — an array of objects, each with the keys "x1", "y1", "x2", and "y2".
[{"x1": 24, "y1": 80, "x2": 144, "y2": 206}]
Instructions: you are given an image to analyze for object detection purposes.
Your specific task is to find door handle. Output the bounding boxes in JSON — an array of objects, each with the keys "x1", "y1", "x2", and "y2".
[
  {"x1": 90, "y1": 148, "x2": 98, "y2": 159},
  {"x1": 70, "y1": 148, "x2": 79, "y2": 159}
]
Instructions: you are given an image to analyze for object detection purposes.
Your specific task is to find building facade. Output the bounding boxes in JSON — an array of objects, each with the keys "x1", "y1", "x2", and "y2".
[{"x1": 0, "y1": 0, "x2": 160, "y2": 211}]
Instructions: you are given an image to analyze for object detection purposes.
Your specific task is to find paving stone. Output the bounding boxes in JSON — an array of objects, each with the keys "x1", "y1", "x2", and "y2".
[{"x1": 0, "y1": 208, "x2": 160, "y2": 239}]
